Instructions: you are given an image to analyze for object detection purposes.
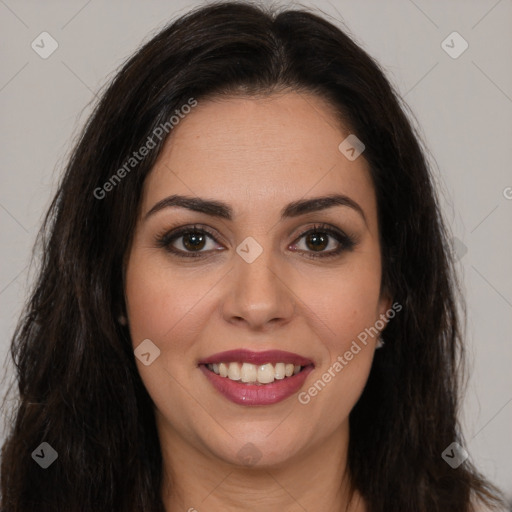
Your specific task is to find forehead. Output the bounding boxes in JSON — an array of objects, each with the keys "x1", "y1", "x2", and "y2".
[{"x1": 140, "y1": 92, "x2": 376, "y2": 223}]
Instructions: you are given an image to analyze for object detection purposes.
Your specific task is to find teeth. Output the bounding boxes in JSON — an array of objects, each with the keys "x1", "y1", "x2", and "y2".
[
  {"x1": 241, "y1": 362, "x2": 257, "y2": 383},
  {"x1": 257, "y1": 363, "x2": 275, "y2": 384},
  {"x1": 206, "y1": 361, "x2": 306, "y2": 384},
  {"x1": 274, "y1": 362, "x2": 285, "y2": 380},
  {"x1": 227, "y1": 362, "x2": 241, "y2": 380},
  {"x1": 218, "y1": 362, "x2": 228, "y2": 377}
]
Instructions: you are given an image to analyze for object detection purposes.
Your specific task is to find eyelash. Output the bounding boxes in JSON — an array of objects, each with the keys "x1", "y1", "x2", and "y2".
[{"x1": 155, "y1": 223, "x2": 357, "y2": 260}]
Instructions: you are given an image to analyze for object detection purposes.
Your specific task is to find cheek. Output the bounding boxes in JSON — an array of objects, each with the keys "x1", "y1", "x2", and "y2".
[
  {"x1": 125, "y1": 249, "x2": 214, "y2": 347},
  {"x1": 124, "y1": 250, "x2": 216, "y2": 423},
  {"x1": 295, "y1": 258, "x2": 383, "y2": 348},
  {"x1": 291, "y1": 256, "x2": 383, "y2": 415}
]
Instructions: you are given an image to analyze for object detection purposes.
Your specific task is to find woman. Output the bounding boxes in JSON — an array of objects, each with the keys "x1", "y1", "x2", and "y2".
[{"x1": 0, "y1": 2, "x2": 507, "y2": 511}]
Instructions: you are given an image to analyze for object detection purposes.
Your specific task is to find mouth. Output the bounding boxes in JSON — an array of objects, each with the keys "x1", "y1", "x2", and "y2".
[
  {"x1": 198, "y1": 349, "x2": 314, "y2": 406},
  {"x1": 203, "y1": 361, "x2": 310, "y2": 385}
]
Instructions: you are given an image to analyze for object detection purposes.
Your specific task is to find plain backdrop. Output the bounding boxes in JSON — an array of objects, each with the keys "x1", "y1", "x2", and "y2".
[{"x1": 1, "y1": 0, "x2": 511, "y2": 501}]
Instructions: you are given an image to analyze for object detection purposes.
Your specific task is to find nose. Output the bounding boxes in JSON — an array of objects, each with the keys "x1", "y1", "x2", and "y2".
[{"x1": 221, "y1": 245, "x2": 296, "y2": 331}]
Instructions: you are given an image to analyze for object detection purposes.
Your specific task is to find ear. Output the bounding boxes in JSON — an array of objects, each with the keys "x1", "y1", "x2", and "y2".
[
  {"x1": 117, "y1": 314, "x2": 128, "y2": 326},
  {"x1": 378, "y1": 292, "x2": 392, "y2": 318},
  {"x1": 377, "y1": 287, "x2": 393, "y2": 332},
  {"x1": 115, "y1": 288, "x2": 129, "y2": 327},
  {"x1": 377, "y1": 287, "x2": 393, "y2": 316}
]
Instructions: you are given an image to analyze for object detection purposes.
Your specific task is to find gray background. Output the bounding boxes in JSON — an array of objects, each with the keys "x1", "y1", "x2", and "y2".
[{"x1": 1, "y1": 0, "x2": 511, "y2": 501}]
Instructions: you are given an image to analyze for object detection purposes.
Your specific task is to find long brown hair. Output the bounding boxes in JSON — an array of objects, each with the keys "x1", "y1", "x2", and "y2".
[{"x1": 1, "y1": 2, "x2": 506, "y2": 511}]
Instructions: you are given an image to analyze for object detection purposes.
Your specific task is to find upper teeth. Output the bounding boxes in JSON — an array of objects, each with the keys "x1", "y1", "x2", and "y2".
[{"x1": 207, "y1": 362, "x2": 302, "y2": 384}]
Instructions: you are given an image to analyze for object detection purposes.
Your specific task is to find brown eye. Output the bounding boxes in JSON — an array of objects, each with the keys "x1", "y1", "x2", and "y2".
[
  {"x1": 156, "y1": 225, "x2": 222, "y2": 258},
  {"x1": 181, "y1": 231, "x2": 207, "y2": 251},
  {"x1": 304, "y1": 232, "x2": 329, "y2": 252},
  {"x1": 290, "y1": 223, "x2": 357, "y2": 259},
  {"x1": 156, "y1": 223, "x2": 357, "y2": 260}
]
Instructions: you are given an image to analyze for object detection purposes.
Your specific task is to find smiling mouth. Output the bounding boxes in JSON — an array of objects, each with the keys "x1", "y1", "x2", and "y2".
[
  {"x1": 198, "y1": 349, "x2": 314, "y2": 405},
  {"x1": 203, "y1": 361, "x2": 311, "y2": 385}
]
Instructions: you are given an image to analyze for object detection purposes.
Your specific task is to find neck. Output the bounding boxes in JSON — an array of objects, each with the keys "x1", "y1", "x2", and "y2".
[{"x1": 158, "y1": 416, "x2": 366, "y2": 512}]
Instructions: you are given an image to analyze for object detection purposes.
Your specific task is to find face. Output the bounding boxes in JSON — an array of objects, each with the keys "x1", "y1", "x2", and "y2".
[{"x1": 124, "y1": 91, "x2": 391, "y2": 468}]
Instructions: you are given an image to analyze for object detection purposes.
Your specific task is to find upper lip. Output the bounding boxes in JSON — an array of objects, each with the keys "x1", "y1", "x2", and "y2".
[{"x1": 198, "y1": 349, "x2": 313, "y2": 367}]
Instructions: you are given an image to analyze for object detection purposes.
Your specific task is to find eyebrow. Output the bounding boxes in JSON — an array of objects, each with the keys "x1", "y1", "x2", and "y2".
[{"x1": 144, "y1": 193, "x2": 367, "y2": 225}]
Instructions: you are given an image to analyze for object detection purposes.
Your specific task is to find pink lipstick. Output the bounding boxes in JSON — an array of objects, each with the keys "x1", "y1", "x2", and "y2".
[{"x1": 198, "y1": 349, "x2": 314, "y2": 406}]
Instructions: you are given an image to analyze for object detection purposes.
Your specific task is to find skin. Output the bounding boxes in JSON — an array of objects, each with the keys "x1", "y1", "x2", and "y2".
[{"x1": 124, "y1": 91, "x2": 391, "y2": 512}]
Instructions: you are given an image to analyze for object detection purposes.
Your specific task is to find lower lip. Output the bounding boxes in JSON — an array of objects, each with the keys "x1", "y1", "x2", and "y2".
[{"x1": 199, "y1": 365, "x2": 314, "y2": 406}]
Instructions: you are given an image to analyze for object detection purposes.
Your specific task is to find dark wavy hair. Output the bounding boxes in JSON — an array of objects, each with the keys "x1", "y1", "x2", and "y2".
[{"x1": 0, "y1": 1, "x2": 506, "y2": 511}]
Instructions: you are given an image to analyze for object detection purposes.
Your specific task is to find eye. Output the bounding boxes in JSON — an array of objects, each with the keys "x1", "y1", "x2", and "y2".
[
  {"x1": 155, "y1": 224, "x2": 222, "y2": 258},
  {"x1": 289, "y1": 223, "x2": 356, "y2": 259},
  {"x1": 156, "y1": 222, "x2": 357, "y2": 259}
]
